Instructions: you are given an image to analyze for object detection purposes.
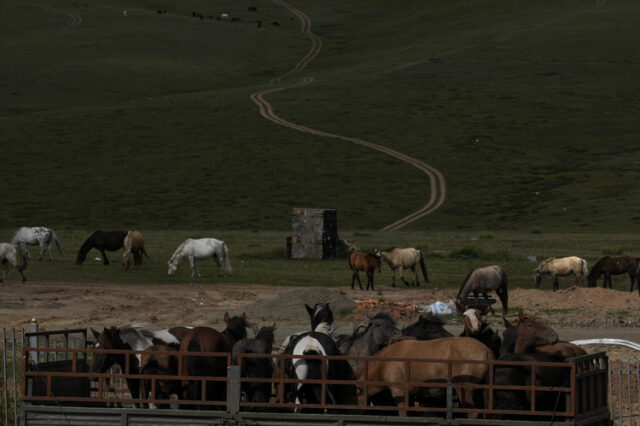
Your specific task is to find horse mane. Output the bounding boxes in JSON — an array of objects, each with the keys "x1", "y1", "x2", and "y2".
[
  {"x1": 169, "y1": 239, "x2": 191, "y2": 264},
  {"x1": 456, "y1": 267, "x2": 477, "y2": 298},
  {"x1": 535, "y1": 257, "x2": 556, "y2": 271},
  {"x1": 421, "y1": 312, "x2": 446, "y2": 325}
]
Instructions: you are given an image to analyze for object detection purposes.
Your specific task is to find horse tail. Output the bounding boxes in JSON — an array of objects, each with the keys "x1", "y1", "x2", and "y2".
[
  {"x1": 222, "y1": 242, "x2": 232, "y2": 274},
  {"x1": 581, "y1": 258, "x2": 588, "y2": 278},
  {"x1": 51, "y1": 230, "x2": 64, "y2": 255},
  {"x1": 418, "y1": 251, "x2": 428, "y2": 283},
  {"x1": 347, "y1": 255, "x2": 354, "y2": 271},
  {"x1": 498, "y1": 268, "x2": 508, "y2": 314}
]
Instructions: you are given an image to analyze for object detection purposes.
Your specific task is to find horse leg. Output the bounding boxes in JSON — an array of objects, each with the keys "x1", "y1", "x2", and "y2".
[
  {"x1": 398, "y1": 266, "x2": 411, "y2": 287},
  {"x1": 38, "y1": 240, "x2": 46, "y2": 261},
  {"x1": 412, "y1": 266, "x2": 419, "y2": 287},
  {"x1": 552, "y1": 274, "x2": 559, "y2": 291},
  {"x1": 389, "y1": 386, "x2": 407, "y2": 416},
  {"x1": 391, "y1": 269, "x2": 396, "y2": 287},
  {"x1": 101, "y1": 250, "x2": 110, "y2": 265},
  {"x1": 212, "y1": 255, "x2": 221, "y2": 277},
  {"x1": 0, "y1": 260, "x2": 8, "y2": 283},
  {"x1": 367, "y1": 271, "x2": 374, "y2": 291},
  {"x1": 629, "y1": 272, "x2": 636, "y2": 292},
  {"x1": 189, "y1": 256, "x2": 200, "y2": 277}
]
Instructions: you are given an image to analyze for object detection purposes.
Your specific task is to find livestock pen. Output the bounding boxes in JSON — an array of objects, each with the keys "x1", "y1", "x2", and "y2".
[{"x1": 1, "y1": 327, "x2": 615, "y2": 425}]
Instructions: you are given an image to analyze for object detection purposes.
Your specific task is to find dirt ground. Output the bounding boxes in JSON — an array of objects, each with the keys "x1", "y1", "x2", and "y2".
[{"x1": 1, "y1": 281, "x2": 639, "y2": 359}]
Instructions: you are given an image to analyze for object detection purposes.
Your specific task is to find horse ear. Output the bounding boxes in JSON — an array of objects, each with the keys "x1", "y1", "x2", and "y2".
[
  {"x1": 455, "y1": 300, "x2": 466, "y2": 314},
  {"x1": 502, "y1": 316, "x2": 512, "y2": 327},
  {"x1": 518, "y1": 310, "x2": 525, "y2": 322},
  {"x1": 271, "y1": 322, "x2": 276, "y2": 330},
  {"x1": 91, "y1": 328, "x2": 100, "y2": 339},
  {"x1": 305, "y1": 304, "x2": 313, "y2": 315},
  {"x1": 224, "y1": 312, "x2": 231, "y2": 324}
]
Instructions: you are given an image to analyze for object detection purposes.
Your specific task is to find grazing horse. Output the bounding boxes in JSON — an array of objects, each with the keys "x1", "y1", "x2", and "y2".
[
  {"x1": 456, "y1": 265, "x2": 508, "y2": 314},
  {"x1": 122, "y1": 230, "x2": 150, "y2": 269},
  {"x1": 335, "y1": 315, "x2": 401, "y2": 370},
  {"x1": 89, "y1": 322, "x2": 184, "y2": 406},
  {"x1": 232, "y1": 324, "x2": 276, "y2": 407},
  {"x1": 179, "y1": 313, "x2": 248, "y2": 407},
  {"x1": 167, "y1": 238, "x2": 231, "y2": 277},
  {"x1": 374, "y1": 247, "x2": 428, "y2": 287},
  {"x1": 401, "y1": 313, "x2": 453, "y2": 340},
  {"x1": 358, "y1": 337, "x2": 494, "y2": 417},
  {"x1": 12, "y1": 226, "x2": 63, "y2": 261},
  {"x1": 0, "y1": 243, "x2": 28, "y2": 283},
  {"x1": 587, "y1": 256, "x2": 640, "y2": 293},
  {"x1": 139, "y1": 344, "x2": 180, "y2": 408},
  {"x1": 76, "y1": 230, "x2": 128, "y2": 265},
  {"x1": 348, "y1": 252, "x2": 381, "y2": 290},
  {"x1": 533, "y1": 256, "x2": 588, "y2": 291}
]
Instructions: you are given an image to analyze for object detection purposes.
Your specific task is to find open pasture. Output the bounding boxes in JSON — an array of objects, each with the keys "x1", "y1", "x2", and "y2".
[{"x1": 1, "y1": 0, "x2": 639, "y2": 232}]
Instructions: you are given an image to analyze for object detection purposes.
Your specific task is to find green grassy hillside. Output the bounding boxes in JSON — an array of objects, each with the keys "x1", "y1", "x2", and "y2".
[{"x1": 1, "y1": 0, "x2": 638, "y2": 231}]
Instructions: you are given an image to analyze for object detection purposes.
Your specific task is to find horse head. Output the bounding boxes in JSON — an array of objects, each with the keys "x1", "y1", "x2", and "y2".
[
  {"x1": 167, "y1": 259, "x2": 178, "y2": 276},
  {"x1": 305, "y1": 303, "x2": 334, "y2": 334},
  {"x1": 513, "y1": 311, "x2": 558, "y2": 353},
  {"x1": 462, "y1": 308, "x2": 483, "y2": 335},
  {"x1": 533, "y1": 269, "x2": 542, "y2": 287},
  {"x1": 123, "y1": 252, "x2": 132, "y2": 270},
  {"x1": 90, "y1": 326, "x2": 127, "y2": 373}
]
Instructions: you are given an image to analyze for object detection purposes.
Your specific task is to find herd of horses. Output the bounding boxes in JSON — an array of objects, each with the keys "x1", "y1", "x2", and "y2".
[{"x1": 88, "y1": 302, "x2": 584, "y2": 418}]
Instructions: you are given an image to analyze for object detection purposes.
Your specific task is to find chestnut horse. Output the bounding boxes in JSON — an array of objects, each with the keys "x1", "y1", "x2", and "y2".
[
  {"x1": 122, "y1": 230, "x2": 150, "y2": 269},
  {"x1": 533, "y1": 256, "x2": 588, "y2": 291},
  {"x1": 348, "y1": 252, "x2": 381, "y2": 290},
  {"x1": 179, "y1": 313, "x2": 248, "y2": 407},
  {"x1": 587, "y1": 256, "x2": 640, "y2": 293},
  {"x1": 140, "y1": 344, "x2": 180, "y2": 408},
  {"x1": 357, "y1": 337, "x2": 494, "y2": 417}
]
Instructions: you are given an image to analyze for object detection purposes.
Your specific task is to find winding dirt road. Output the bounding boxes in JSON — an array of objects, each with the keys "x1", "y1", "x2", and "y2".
[{"x1": 250, "y1": 0, "x2": 446, "y2": 232}]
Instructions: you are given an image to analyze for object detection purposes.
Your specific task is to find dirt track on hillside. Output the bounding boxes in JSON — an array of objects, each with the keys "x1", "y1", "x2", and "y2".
[{"x1": 250, "y1": 0, "x2": 446, "y2": 231}]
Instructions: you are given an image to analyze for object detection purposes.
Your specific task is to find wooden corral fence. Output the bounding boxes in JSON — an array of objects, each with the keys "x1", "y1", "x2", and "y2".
[{"x1": 0, "y1": 327, "x2": 631, "y2": 425}]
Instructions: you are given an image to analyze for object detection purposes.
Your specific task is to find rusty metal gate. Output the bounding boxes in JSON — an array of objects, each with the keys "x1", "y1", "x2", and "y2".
[{"x1": 0, "y1": 326, "x2": 624, "y2": 425}]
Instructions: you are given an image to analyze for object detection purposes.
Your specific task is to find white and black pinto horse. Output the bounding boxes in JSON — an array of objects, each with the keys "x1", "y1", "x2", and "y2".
[
  {"x1": 12, "y1": 226, "x2": 63, "y2": 261},
  {"x1": 0, "y1": 243, "x2": 28, "y2": 283},
  {"x1": 280, "y1": 303, "x2": 357, "y2": 410},
  {"x1": 89, "y1": 322, "x2": 192, "y2": 406}
]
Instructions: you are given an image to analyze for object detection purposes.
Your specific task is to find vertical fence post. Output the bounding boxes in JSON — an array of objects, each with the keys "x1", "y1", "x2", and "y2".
[
  {"x1": 29, "y1": 319, "x2": 38, "y2": 363},
  {"x1": 227, "y1": 365, "x2": 240, "y2": 414},
  {"x1": 3, "y1": 328, "x2": 8, "y2": 426},
  {"x1": 12, "y1": 328, "x2": 18, "y2": 426}
]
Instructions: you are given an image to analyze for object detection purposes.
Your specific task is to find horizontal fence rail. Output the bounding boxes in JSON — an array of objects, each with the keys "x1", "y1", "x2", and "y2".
[
  {"x1": 0, "y1": 326, "x2": 622, "y2": 425},
  {"x1": 19, "y1": 347, "x2": 610, "y2": 421}
]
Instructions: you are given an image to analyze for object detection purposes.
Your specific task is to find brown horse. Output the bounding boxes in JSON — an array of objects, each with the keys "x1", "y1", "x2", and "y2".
[
  {"x1": 140, "y1": 344, "x2": 180, "y2": 408},
  {"x1": 534, "y1": 341, "x2": 587, "y2": 361},
  {"x1": 511, "y1": 311, "x2": 559, "y2": 354},
  {"x1": 348, "y1": 252, "x2": 381, "y2": 290},
  {"x1": 179, "y1": 313, "x2": 248, "y2": 407},
  {"x1": 587, "y1": 256, "x2": 640, "y2": 293},
  {"x1": 357, "y1": 337, "x2": 494, "y2": 417},
  {"x1": 122, "y1": 230, "x2": 150, "y2": 269},
  {"x1": 76, "y1": 230, "x2": 128, "y2": 265}
]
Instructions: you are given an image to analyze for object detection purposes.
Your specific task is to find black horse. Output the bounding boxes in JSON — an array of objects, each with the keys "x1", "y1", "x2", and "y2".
[
  {"x1": 232, "y1": 324, "x2": 276, "y2": 408},
  {"x1": 76, "y1": 230, "x2": 128, "y2": 265},
  {"x1": 401, "y1": 313, "x2": 453, "y2": 340},
  {"x1": 587, "y1": 256, "x2": 640, "y2": 293}
]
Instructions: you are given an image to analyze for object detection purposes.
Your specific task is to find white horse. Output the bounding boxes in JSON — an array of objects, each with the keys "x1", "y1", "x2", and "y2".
[
  {"x1": 534, "y1": 256, "x2": 588, "y2": 291},
  {"x1": 0, "y1": 243, "x2": 28, "y2": 283},
  {"x1": 12, "y1": 226, "x2": 63, "y2": 261},
  {"x1": 167, "y1": 238, "x2": 231, "y2": 277}
]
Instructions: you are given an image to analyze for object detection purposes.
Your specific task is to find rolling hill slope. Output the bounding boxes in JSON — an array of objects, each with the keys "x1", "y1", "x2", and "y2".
[{"x1": 1, "y1": 0, "x2": 638, "y2": 231}]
